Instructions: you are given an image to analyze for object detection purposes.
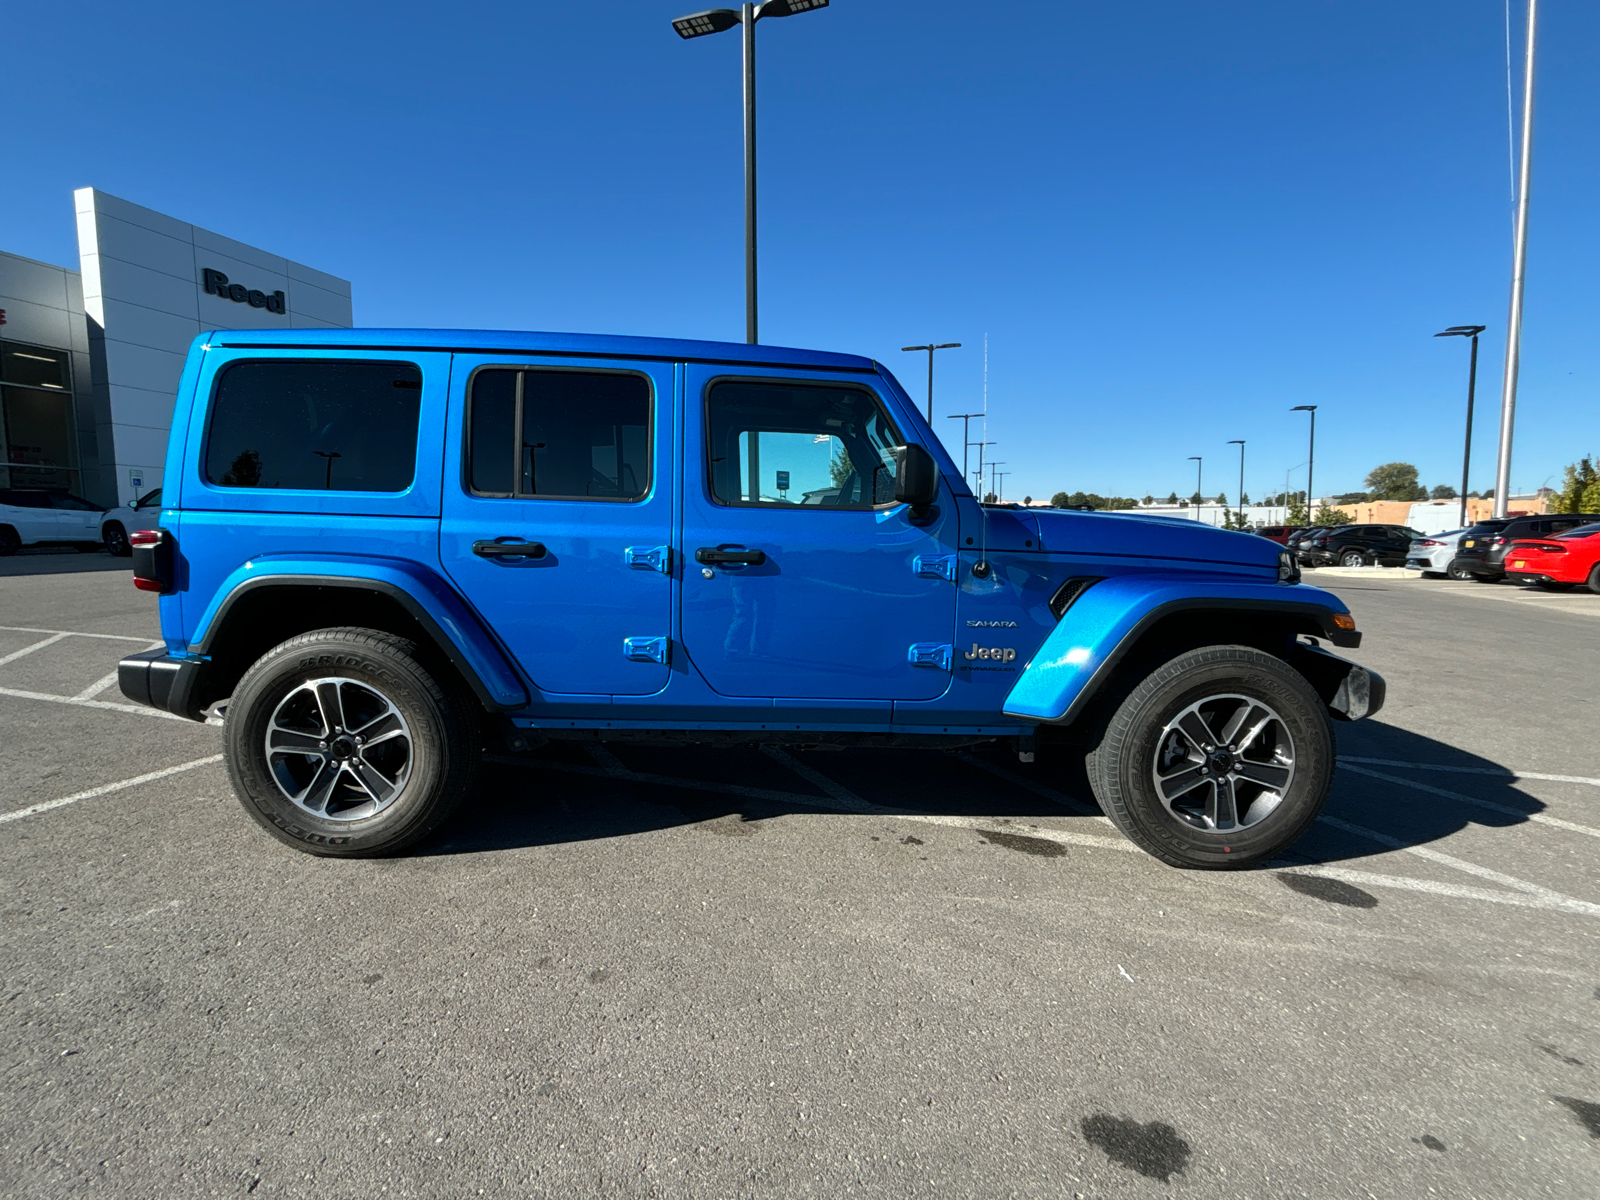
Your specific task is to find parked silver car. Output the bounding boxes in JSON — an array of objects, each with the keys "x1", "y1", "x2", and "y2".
[{"x1": 1406, "y1": 528, "x2": 1472, "y2": 579}]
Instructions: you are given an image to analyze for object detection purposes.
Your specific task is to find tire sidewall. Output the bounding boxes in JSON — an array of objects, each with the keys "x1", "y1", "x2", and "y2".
[
  {"x1": 104, "y1": 522, "x2": 130, "y2": 556},
  {"x1": 1340, "y1": 550, "x2": 1364, "y2": 568},
  {"x1": 1098, "y1": 648, "x2": 1333, "y2": 868},
  {"x1": 226, "y1": 635, "x2": 458, "y2": 855},
  {"x1": 0, "y1": 526, "x2": 19, "y2": 556}
]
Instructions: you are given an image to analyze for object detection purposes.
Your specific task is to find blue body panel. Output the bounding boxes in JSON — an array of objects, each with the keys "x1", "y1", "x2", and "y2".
[
  {"x1": 152, "y1": 327, "x2": 1362, "y2": 738},
  {"x1": 1002, "y1": 574, "x2": 1351, "y2": 723}
]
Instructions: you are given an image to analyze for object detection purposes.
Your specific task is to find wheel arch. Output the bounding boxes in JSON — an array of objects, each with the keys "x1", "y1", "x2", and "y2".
[
  {"x1": 190, "y1": 573, "x2": 528, "y2": 716},
  {"x1": 1004, "y1": 585, "x2": 1362, "y2": 731}
]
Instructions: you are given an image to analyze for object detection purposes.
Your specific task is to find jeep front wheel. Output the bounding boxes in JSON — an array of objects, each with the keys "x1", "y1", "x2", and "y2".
[
  {"x1": 224, "y1": 628, "x2": 479, "y2": 856},
  {"x1": 1087, "y1": 645, "x2": 1333, "y2": 869}
]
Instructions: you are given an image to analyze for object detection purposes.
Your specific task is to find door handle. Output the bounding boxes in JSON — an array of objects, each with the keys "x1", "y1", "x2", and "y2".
[
  {"x1": 694, "y1": 547, "x2": 767, "y2": 566},
  {"x1": 473, "y1": 539, "x2": 547, "y2": 559}
]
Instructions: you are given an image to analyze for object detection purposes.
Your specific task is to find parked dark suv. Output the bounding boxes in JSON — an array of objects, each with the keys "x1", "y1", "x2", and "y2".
[
  {"x1": 1298, "y1": 524, "x2": 1422, "y2": 568},
  {"x1": 1451, "y1": 512, "x2": 1600, "y2": 582}
]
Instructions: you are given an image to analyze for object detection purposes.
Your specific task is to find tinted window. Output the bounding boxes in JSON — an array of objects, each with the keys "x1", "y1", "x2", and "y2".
[
  {"x1": 1558, "y1": 522, "x2": 1600, "y2": 539},
  {"x1": 205, "y1": 360, "x2": 423, "y2": 492},
  {"x1": 705, "y1": 380, "x2": 902, "y2": 508},
  {"x1": 467, "y1": 368, "x2": 650, "y2": 501},
  {"x1": 0, "y1": 489, "x2": 49, "y2": 508},
  {"x1": 47, "y1": 493, "x2": 103, "y2": 511},
  {"x1": 0, "y1": 342, "x2": 70, "y2": 390},
  {"x1": 134, "y1": 487, "x2": 162, "y2": 509}
]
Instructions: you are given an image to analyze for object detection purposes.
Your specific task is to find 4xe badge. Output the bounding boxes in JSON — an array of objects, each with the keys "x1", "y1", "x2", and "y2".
[{"x1": 964, "y1": 643, "x2": 1017, "y2": 663}]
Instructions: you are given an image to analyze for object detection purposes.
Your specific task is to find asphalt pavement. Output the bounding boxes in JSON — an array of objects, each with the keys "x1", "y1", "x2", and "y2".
[{"x1": 2, "y1": 553, "x2": 1597, "y2": 1199}]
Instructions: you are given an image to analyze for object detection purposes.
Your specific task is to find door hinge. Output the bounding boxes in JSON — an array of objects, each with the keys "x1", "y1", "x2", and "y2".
[
  {"x1": 623, "y1": 636, "x2": 669, "y2": 665},
  {"x1": 912, "y1": 554, "x2": 956, "y2": 582},
  {"x1": 625, "y1": 545, "x2": 671, "y2": 573},
  {"x1": 907, "y1": 642, "x2": 952, "y2": 671}
]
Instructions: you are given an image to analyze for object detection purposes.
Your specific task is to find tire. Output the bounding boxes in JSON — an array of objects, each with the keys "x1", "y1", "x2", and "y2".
[
  {"x1": 1086, "y1": 645, "x2": 1334, "y2": 870},
  {"x1": 224, "y1": 627, "x2": 481, "y2": 857},
  {"x1": 1339, "y1": 550, "x2": 1366, "y2": 568},
  {"x1": 1446, "y1": 560, "x2": 1472, "y2": 581},
  {"x1": 0, "y1": 526, "x2": 19, "y2": 557},
  {"x1": 103, "y1": 522, "x2": 130, "y2": 557},
  {"x1": 1589, "y1": 565, "x2": 1600, "y2": 596}
]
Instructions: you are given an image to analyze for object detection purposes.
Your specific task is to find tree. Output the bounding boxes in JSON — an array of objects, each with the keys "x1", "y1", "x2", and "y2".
[
  {"x1": 1550, "y1": 456, "x2": 1599, "y2": 514},
  {"x1": 1050, "y1": 491, "x2": 1069, "y2": 508},
  {"x1": 1240, "y1": 491, "x2": 1250, "y2": 505},
  {"x1": 1190, "y1": 491, "x2": 1202, "y2": 506},
  {"x1": 1335, "y1": 492, "x2": 1369, "y2": 505},
  {"x1": 1142, "y1": 494, "x2": 1154, "y2": 506},
  {"x1": 1023, "y1": 495, "x2": 1032, "y2": 505},
  {"x1": 1431, "y1": 484, "x2": 1458, "y2": 500},
  {"x1": 828, "y1": 452, "x2": 852, "y2": 488},
  {"x1": 1312, "y1": 506, "x2": 1352, "y2": 527},
  {"x1": 1364, "y1": 462, "x2": 1427, "y2": 502},
  {"x1": 1215, "y1": 492, "x2": 1227, "y2": 507},
  {"x1": 1166, "y1": 492, "x2": 1179, "y2": 505}
]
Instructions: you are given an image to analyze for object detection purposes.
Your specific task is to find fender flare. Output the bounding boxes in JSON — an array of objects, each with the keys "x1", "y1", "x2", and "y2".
[
  {"x1": 1002, "y1": 577, "x2": 1361, "y2": 725},
  {"x1": 190, "y1": 556, "x2": 529, "y2": 710}
]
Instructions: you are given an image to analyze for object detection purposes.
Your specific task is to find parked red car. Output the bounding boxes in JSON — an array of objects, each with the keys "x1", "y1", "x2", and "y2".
[
  {"x1": 1502, "y1": 521, "x2": 1600, "y2": 592},
  {"x1": 1256, "y1": 525, "x2": 1308, "y2": 545}
]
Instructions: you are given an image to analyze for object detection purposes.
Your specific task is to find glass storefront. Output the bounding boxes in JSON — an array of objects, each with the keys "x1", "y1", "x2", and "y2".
[{"x1": 0, "y1": 340, "x2": 80, "y2": 492}]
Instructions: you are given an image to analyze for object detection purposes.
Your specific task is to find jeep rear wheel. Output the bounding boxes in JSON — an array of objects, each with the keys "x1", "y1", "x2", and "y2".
[
  {"x1": 1087, "y1": 645, "x2": 1333, "y2": 869},
  {"x1": 224, "y1": 628, "x2": 480, "y2": 856}
]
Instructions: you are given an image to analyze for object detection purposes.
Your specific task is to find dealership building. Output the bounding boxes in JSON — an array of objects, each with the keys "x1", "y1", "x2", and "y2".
[{"x1": 0, "y1": 189, "x2": 352, "y2": 509}]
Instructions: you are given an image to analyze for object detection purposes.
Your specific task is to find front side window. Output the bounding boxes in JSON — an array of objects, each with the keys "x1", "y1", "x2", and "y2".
[
  {"x1": 205, "y1": 360, "x2": 423, "y2": 492},
  {"x1": 467, "y1": 369, "x2": 651, "y2": 501},
  {"x1": 705, "y1": 379, "x2": 901, "y2": 509}
]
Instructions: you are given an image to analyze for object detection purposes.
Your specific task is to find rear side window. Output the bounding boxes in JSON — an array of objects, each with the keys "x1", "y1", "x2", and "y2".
[
  {"x1": 205, "y1": 360, "x2": 423, "y2": 492},
  {"x1": 466, "y1": 368, "x2": 651, "y2": 501}
]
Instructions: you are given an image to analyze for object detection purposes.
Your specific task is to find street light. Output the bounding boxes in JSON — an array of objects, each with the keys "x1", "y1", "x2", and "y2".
[
  {"x1": 1227, "y1": 440, "x2": 1245, "y2": 529},
  {"x1": 1434, "y1": 325, "x2": 1487, "y2": 529},
  {"x1": 971, "y1": 441, "x2": 995, "y2": 496},
  {"x1": 672, "y1": 0, "x2": 830, "y2": 345},
  {"x1": 901, "y1": 343, "x2": 961, "y2": 422},
  {"x1": 1291, "y1": 406, "x2": 1316, "y2": 523},
  {"x1": 1188, "y1": 456, "x2": 1202, "y2": 521},
  {"x1": 947, "y1": 413, "x2": 982, "y2": 482},
  {"x1": 986, "y1": 462, "x2": 1005, "y2": 503},
  {"x1": 994, "y1": 470, "x2": 1009, "y2": 502}
]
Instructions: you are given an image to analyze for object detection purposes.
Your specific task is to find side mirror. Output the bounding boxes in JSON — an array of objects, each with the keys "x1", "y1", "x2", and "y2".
[{"x1": 893, "y1": 444, "x2": 940, "y2": 509}]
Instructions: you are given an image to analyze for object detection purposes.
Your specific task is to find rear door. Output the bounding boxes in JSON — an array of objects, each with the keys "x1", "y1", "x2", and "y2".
[
  {"x1": 439, "y1": 355, "x2": 675, "y2": 696},
  {"x1": 677, "y1": 366, "x2": 958, "y2": 701},
  {"x1": 0, "y1": 490, "x2": 58, "y2": 542}
]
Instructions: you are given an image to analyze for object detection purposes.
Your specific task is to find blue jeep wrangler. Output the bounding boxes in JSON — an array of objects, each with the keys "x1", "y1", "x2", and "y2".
[{"x1": 118, "y1": 329, "x2": 1382, "y2": 868}]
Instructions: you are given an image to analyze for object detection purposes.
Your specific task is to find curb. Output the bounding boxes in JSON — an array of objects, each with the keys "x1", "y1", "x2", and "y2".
[{"x1": 1305, "y1": 566, "x2": 1425, "y2": 580}]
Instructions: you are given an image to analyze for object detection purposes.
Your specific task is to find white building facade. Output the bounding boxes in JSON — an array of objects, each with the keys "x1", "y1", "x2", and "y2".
[{"x1": 0, "y1": 189, "x2": 351, "y2": 508}]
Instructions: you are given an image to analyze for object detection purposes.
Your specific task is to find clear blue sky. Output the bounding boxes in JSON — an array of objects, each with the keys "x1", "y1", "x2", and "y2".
[{"x1": 5, "y1": 1, "x2": 1596, "y2": 504}]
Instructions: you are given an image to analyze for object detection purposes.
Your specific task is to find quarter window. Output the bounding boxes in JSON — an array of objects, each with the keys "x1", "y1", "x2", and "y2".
[
  {"x1": 466, "y1": 369, "x2": 651, "y2": 501},
  {"x1": 205, "y1": 360, "x2": 423, "y2": 492},
  {"x1": 705, "y1": 380, "x2": 901, "y2": 509}
]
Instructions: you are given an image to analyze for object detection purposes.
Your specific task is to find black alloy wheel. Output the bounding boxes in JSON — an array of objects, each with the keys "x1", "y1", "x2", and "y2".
[{"x1": 103, "y1": 522, "x2": 131, "y2": 557}]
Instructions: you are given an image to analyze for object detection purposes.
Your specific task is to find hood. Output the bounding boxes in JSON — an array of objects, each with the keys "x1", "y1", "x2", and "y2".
[{"x1": 1029, "y1": 509, "x2": 1282, "y2": 571}]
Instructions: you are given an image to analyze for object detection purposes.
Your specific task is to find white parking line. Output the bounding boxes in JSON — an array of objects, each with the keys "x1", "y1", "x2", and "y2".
[
  {"x1": 71, "y1": 670, "x2": 124, "y2": 702},
  {"x1": 0, "y1": 755, "x2": 224, "y2": 825},
  {"x1": 0, "y1": 632, "x2": 70, "y2": 667},
  {"x1": 1339, "y1": 755, "x2": 1600, "y2": 789},
  {"x1": 0, "y1": 625, "x2": 154, "y2": 643},
  {"x1": 1340, "y1": 762, "x2": 1600, "y2": 839},
  {"x1": 761, "y1": 746, "x2": 894, "y2": 815},
  {"x1": 0, "y1": 685, "x2": 192, "y2": 722}
]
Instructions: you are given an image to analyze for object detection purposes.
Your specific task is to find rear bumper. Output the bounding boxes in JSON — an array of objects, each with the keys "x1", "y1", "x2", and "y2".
[{"x1": 118, "y1": 649, "x2": 209, "y2": 721}]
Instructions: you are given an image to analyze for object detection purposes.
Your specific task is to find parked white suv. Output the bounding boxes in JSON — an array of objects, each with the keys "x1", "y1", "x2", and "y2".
[
  {"x1": 99, "y1": 487, "x2": 163, "y2": 557},
  {"x1": 0, "y1": 489, "x2": 106, "y2": 555}
]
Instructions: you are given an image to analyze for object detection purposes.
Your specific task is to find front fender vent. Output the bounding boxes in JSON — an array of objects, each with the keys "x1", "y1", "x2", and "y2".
[{"x1": 1048, "y1": 576, "x2": 1102, "y2": 620}]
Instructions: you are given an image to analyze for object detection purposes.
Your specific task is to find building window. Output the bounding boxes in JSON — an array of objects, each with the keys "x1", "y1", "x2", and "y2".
[
  {"x1": 467, "y1": 369, "x2": 651, "y2": 501},
  {"x1": 704, "y1": 379, "x2": 901, "y2": 508},
  {"x1": 0, "y1": 340, "x2": 78, "y2": 492},
  {"x1": 204, "y1": 360, "x2": 423, "y2": 492}
]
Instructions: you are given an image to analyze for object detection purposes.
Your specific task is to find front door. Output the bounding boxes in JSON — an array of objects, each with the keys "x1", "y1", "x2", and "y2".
[
  {"x1": 440, "y1": 355, "x2": 674, "y2": 696},
  {"x1": 678, "y1": 367, "x2": 958, "y2": 701}
]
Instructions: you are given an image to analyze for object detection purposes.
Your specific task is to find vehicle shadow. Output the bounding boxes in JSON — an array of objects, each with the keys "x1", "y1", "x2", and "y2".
[
  {"x1": 0, "y1": 549, "x2": 127, "y2": 578},
  {"x1": 416, "y1": 721, "x2": 1549, "y2": 868}
]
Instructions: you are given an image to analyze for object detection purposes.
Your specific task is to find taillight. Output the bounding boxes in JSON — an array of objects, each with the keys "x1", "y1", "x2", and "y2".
[
  {"x1": 130, "y1": 528, "x2": 174, "y2": 595},
  {"x1": 1417, "y1": 539, "x2": 1442, "y2": 546}
]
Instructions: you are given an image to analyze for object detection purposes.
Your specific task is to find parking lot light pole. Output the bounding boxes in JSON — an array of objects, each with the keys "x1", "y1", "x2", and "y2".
[
  {"x1": 1291, "y1": 406, "x2": 1316, "y2": 522},
  {"x1": 947, "y1": 413, "x2": 982, "y2": 481},
  {"x1": 672, "y1": 0, "x2": 830, "y2": 345},
  {"x1": 901, "y1": 343, "x2": 961, "y2": 422},
  {"x1": 987, "y1": 462, "x2": 1005, "y2": 503},
  {"x1": 1228, "y1": 440, "x2": 1245, "y2": 528},
  {"x1": 1188, "y1": 456, "x2": 1202, "y2": 521},
  {"x1": 972, "y1": 441, "x2": 995, "y2": 496},
  {"x1": 1434, "y1": 326, "x2": 1487, "y2": 528}
]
